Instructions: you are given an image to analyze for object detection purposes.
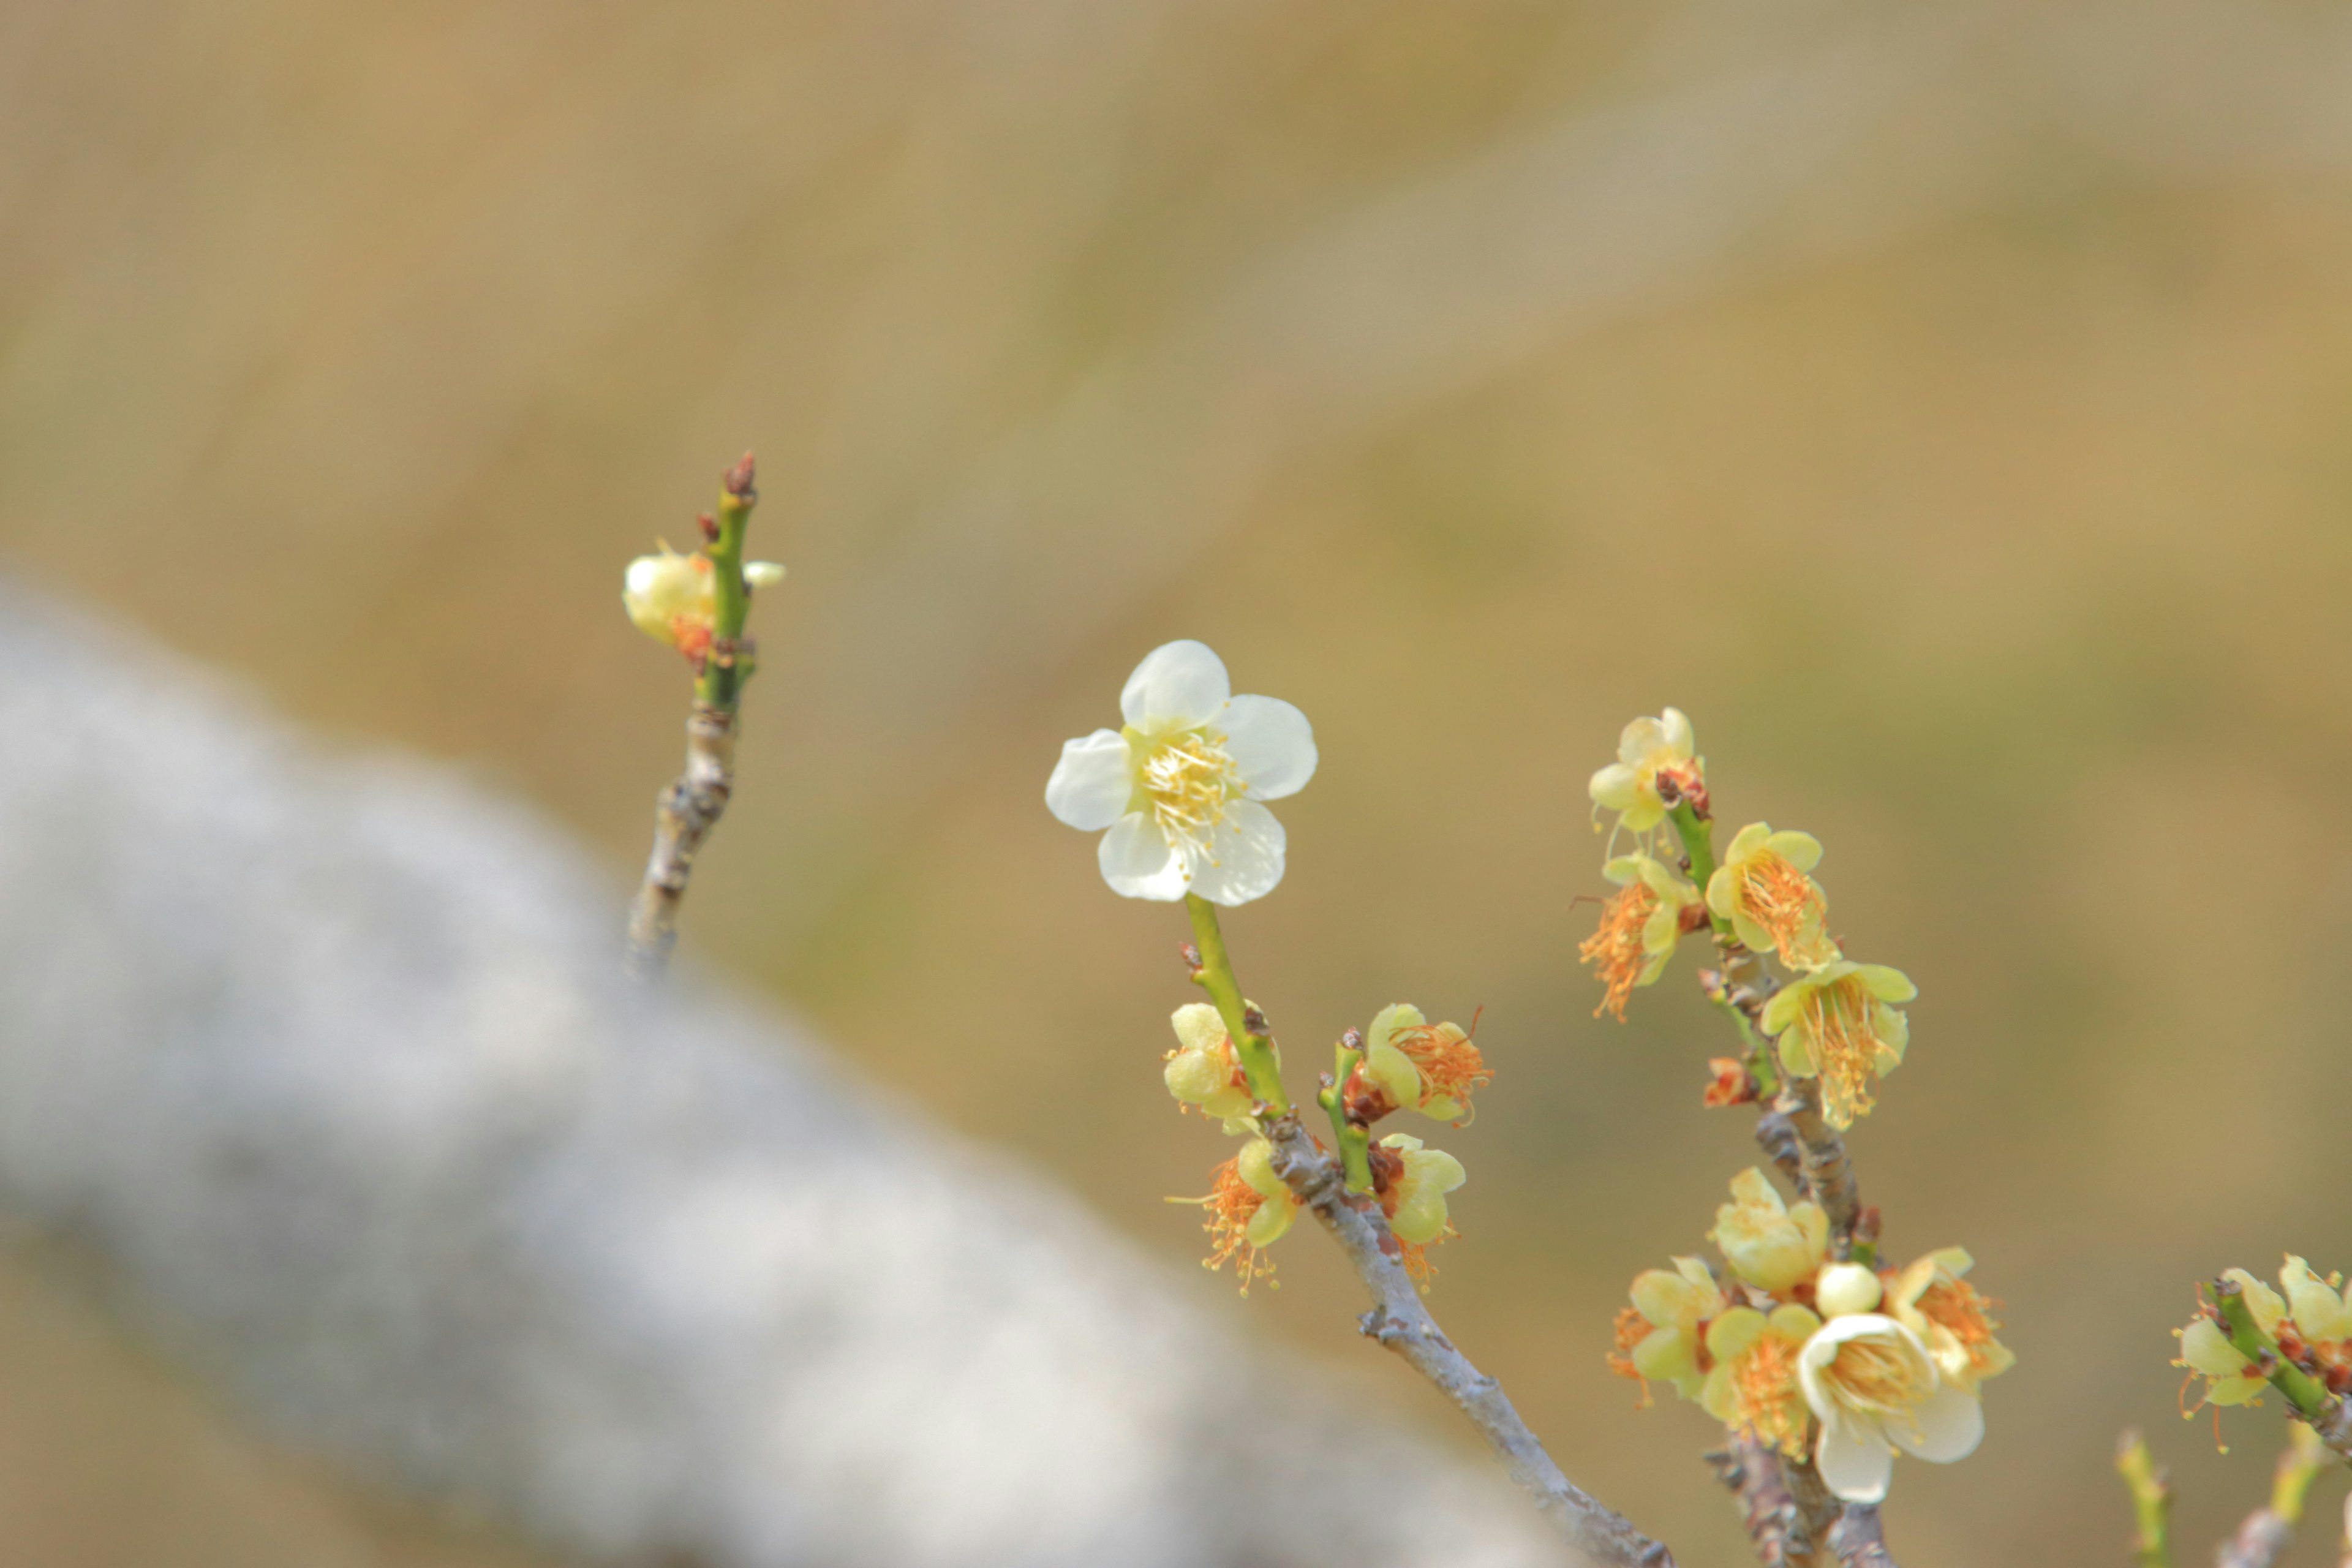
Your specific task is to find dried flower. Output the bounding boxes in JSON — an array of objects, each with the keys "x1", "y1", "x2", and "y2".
[
  {"x1": 1359, "y1": 1003, "x2": 1494, "y2": 1124},
  {"x1": 1175, "y1": 1137, "x2": 1299, "y2": 1294},
  {"x1": 1701, "y1": 1303, "x2": 1823, "y2": 1458},
  {"x1": 2177, "y1": 1316, "x2": 2268, "y2": 1408},
  {"x1": 1708, "y1": 1167, "x2": 1830, "y2": 1296},
  {"x1": 2282, "y1": 1256, "x2": 2352, "y2": 1346},
  {"x1": 1588, "y1": 708, "x2": 1703, "y2": 834},
  {"x1": 1760, "y1": 960, "x2": 1917, "y2": 1130},
  {"x1": 1580, "y1": 854, "x2": 1705, "y2": 1020},
  {"x1": 1800, "y1": 1313, "x2": 1985, "y2": 1503},
  {"x1": 1886, "y1": 1248, "x2": 2015, "y2": 1394},
  {"x1": 1162, "y1": 1002, "x2": 1257, "y2": 1131},
  {"x1": 1045, "y1": 640, "x2": 1316, "y2": 905},
  {"x1": 1706, "y1": 822, "x2": 1836, "y2": 970}
]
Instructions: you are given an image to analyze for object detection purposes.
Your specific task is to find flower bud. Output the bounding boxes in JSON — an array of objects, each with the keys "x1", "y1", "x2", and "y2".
[
  {"x1": 1709, "y1": 1168, "x2": 1830, "y2": 1295},
  {"x1": 1815, "y1": 1262, "x2": 1883, "y2": 1318}
]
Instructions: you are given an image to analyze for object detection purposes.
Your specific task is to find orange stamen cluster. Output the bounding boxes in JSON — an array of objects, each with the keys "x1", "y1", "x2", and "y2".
[
  {"x1": 1803, "y1": 976, "x2": 1885, "y2": 1128},
  {"x1": 1186, "y1": 1156, "x2": 1276, "y2": 1294},
  {"x1": 1580, "y1": 883, "x2": 1658, "y2": 1021},
  {"x1": 1391, "y1": 1016, "x2": 1494, "y2": 1120},
  {"x1": 1822, "y1": 1337, "x2": 1918, "y2": 1415},
  {"x1": 1727, "y1": 1336, "x2": 1810, "y2": 1457},
  {"x1": 1397, "y1": 1224, "x2": 1457, "y2": 1291},
  {"x1": 1608, "y1": 1306, "x2": 1655, "y2": 1401},
  {"x1": 1736, "y1": 852, "x2": 1830, "y2": 967},
  {"x1": 1917, "y1": 1278, "x2": 2003, "y2": 1377}
]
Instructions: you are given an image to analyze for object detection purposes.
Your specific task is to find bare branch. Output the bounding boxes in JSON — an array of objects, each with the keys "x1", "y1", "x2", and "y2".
[
  {"x1": 625, "y1": 701, "x2": 737, "y2": 977},
  {"x1": 1826, "y1": 1504, "x2": 1899, "y2": 1567},
  {"x1": 1708, "y1": 1437, "x2": 1833, "y2": 1566},
  {"x1": 1264, "y1": 1114, "x2": 1675, "y2": 1568}
]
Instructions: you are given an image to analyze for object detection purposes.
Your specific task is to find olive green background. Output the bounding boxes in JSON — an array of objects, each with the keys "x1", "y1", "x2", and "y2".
[{"x1": 6, "y1": 0, "x2": 2352, "y2": 1562}]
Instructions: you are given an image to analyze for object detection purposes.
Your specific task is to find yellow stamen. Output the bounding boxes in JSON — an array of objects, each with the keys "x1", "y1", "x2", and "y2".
[
  {"x1": 1803, "y1": 977, "x2": 1888, "y2": 1129},
  {"x1": 1737, "y1": 852, "x2": 1831, "y2": 967},
  {"x1": 1822, "y1": 1338, "x2": 1926, "y2": 1417},
  {"x1": 1728, "y1": 1336, "x2": 1810, "y2": 1457},
  {"x1": 1580, "y1": 883, "x2": 1658, "y2": 1021},
  {"x1": 1139, "y1": 731, "x2": 1243, "y2": 864}
]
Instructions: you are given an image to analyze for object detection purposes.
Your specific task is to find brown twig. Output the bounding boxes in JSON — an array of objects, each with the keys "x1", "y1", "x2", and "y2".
[
  {"x1": 1262, "y1": 1114, "x2": 1675, "y2": 1567},
  {"x1": 1772, "y1": 1076, "x2": 1864, "y2": 1257},
  {"x1": 1709, "y1": 1438, "x2": 1833, "y2": 1566},
  {"x1": 625, "y1": 701, "x2": 737, "y2": 978},
  {"x1": 1825, "y1": 1504, "x2": 1900, "y2": 1567},
  {"x1": 2218, "y1": 1509, "x2": 2296, "y2": 1568}
]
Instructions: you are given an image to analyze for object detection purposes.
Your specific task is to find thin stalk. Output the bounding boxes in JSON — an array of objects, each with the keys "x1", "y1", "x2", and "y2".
[
  {"x1": 2114, "y1": 1430, "x2": 2174, "y2": 1568},
  {"x1": 1184, "y1": 894, "x2": 1290, "y2": 1115},
  {"x1": 1317, "y1": 1033, "x2": 1373, "y2": 1192}
]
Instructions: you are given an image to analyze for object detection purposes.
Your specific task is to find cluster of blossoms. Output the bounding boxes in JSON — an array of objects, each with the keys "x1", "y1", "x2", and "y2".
[
  {"x1": 1050, "y1": 642, "x2": 1484, "y2": 1292},
  {"x1": 622, "y1": 543, "x2": 785, "y2": 662},
  {"x1": 2178, "y1": 1256, "x2": 2352, "y2": 1411},
  {"x1": 1611, "y1": 1169, "x2": 2010, "y2": 1502},
  {"x1": 1580, "y1": 709, "x2": 1916, "y2": 1131},
  {"x1": 1158, "y1": 980, "x2": 1481, "y2": 1292}
]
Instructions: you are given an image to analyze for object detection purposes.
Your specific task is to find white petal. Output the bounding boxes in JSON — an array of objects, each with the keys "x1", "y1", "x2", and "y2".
[
  {"x1": 1121, "y1": 641, "x2": 1231, "y2": 729},
  {"x1": 1815, "y1": 1417, "x2": 1894, "y2": 1504},
  {"x1": 1045, "y1": 729, "x2": 1136, "y2": 830},
  {"x1": 1098, "y1": 813, "x2": 1189, "y2": 900},
  {"x1": 1220, "y1": 695, "x2": 1317, "y2": 801},
  {"x1": 1889, "y1": 1386, "x2": 1983, "y2": 1464},
  {"x1": 1186, "y1": 799, "x2": 1286, "y2": 907}
]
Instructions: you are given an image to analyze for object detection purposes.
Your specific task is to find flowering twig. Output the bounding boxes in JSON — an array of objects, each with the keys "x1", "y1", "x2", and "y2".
[
  {"x1": 2214, "y1": 1278, "x2": 2352, "y2": 1461},
  {"x1": 2215, "y1": 1423, "x2": 2328, "y2": 1568},
  {"x1": 1261, "y1": 1114, "x2": 1674, "y2": 1567},
  {"x1": 626, "y1": 454, "x2": 760, "y2": 978},
  {"x1": 2114, "y1": 1430, "x2": 2174, "y2": 1568}
]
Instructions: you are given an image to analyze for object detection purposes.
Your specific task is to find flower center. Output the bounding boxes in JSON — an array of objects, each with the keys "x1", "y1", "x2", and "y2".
[
  {"x1": 1731, "y1": 1337, "x2": 1809, "y2": 1457},
  {"x1": 1823, "y1": 1336, "x2": 1930, "y2": 1418},
  {"x1": 1139, "y1": 729, "x2": 1243, "y2": 862},
  {"x1": 1804, "y1": 978, "x2": 1884, "y2": 1128},
  {"x1": 1580, "y1": 882, "x2": 1659, "y2": 1021},
  {"x1": 1390, "y1": 1018, "x2": 1494, "y2": 1116},
  {"x1": 1738, "y1": 853, "x2": 1830, "y2": 965},
  {"x1": 1920, "y1": 1281, "x2": 2002, "y2": 1368}
]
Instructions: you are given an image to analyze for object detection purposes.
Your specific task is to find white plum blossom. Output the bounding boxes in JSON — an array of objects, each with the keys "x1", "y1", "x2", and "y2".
[
  {"x1": 1045, "y1": 641, "x2": 1317, "y2": 905},
  {"x1": 1798, "y1": 1312, "x2": 1985, "y2": 1503}
]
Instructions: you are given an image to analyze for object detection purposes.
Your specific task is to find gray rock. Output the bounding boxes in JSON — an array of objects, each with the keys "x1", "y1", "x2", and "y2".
[{"x1": 0, "y1": 582, "x2": 1564, "y2": 1568}]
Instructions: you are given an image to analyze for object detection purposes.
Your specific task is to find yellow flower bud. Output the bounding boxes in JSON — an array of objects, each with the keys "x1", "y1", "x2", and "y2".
[{"x1": 1708, "y1": 1167, "x2": 1830, "y2": 1295}]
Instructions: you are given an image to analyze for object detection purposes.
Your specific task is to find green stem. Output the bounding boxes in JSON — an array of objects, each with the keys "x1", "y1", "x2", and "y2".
[
  {"x1": 694, "y1": 468, "x2": 756, "y2": 711},
  {"x1": 1665, "y1": 800, "x2": 1734, "y2": 941},
  {"x1": 2272, "y1": 1422, "x2": 2326, "y2": 1524},
  {"x1": 1185, "y1": 895, "x2": 1291, "y2": 1115},
  {"x1": 2215, "y1": 1280, "x2": 2340, "y2": 1425},
  {"x1": 1317, "y1": 1035, "x2": 1374, "y2": 1193},
  {"x1": 2114, "y1": 1430, "x2": 2174, "y2": 1568}
]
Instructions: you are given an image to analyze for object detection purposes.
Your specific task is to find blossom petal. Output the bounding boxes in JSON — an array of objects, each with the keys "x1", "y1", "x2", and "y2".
[
  {"x1": 1816, "y1": 1418, "x2": 1894, "y2": 1504},
  {"x1": 1221, "y1": 695, "x2": 1317, "y2": 800},
  {"x1": 1186, "y1": 799, "x2": 1286, "y2": 907},
  {"x1": 1659, "y1": 707, "x2": 1694, "y2": 756},
  {"x1": 1121, "y1": 640, "x2": 1231, "y2": 729},
  {"x1": 1589, "y1": 763, "x2": 1639, "y2": 811},
  {"x1": 1098, "y1": 812, "x2": 1189, "y2": 900},
  {"x1": 1046, "y1": 729, "x2": 1136, "y2": 829},
  {"x1": 1890, "y1": 1387, "x2": 1984, "y2": 1464}
]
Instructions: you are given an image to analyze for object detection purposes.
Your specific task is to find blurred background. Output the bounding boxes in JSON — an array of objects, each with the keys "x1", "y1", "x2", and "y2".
[{"x1": 6, "y1": 0, "x2": 2352, "y2": 1561}]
